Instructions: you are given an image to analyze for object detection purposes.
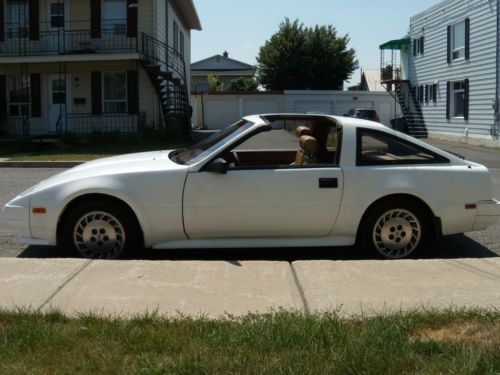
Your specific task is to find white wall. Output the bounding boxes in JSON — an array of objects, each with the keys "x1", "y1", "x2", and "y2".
[{"x1": 191, "y1": 91, "x2": 399, "y2": 129}]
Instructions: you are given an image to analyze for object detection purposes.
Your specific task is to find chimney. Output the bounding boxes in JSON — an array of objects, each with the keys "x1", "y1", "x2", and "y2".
[{"x1": 223, "y1": 50, "x2": 229, "y2": 58}]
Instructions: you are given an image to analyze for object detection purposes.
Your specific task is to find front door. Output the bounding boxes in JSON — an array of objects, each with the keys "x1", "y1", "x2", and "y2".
[
  {"x1": 46, "y1": 1, "x2": 65, "y2": 52},
  {"x1": 183, "y1": 167, "x2": 344, "y2": 239},
  {"x1": 47, "y1": 74, "x2": 67, "y2": 132}
]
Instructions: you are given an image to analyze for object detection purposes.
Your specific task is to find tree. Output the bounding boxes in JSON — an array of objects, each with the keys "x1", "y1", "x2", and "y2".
[
  {"x1": 207, "y1": 74, "x2": 224, "y2": 93},
  {"x1": 256, "y1": 18, "x2": 358, "y2": 91},
  {"x1": 227, "y1": 77, "x2": 258, "y2": 92}
]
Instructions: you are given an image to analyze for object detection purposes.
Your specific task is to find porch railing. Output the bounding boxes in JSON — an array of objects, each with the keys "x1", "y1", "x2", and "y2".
[
  {"x1": 0, "y1": 116, "x2": 29, "y2": 138},
  {"x1": 60, "y1": 113, "x2": 146, "y2": 135},
  {"x1": 0, "y1": 28, "x2": 138, "y2": 57}
]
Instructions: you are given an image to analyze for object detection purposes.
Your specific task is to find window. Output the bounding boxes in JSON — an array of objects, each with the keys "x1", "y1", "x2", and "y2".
[
  {"x1": 7, "y1": 76, "x2": 30, "y2": 117},
  {"x1": 413, "y1": 36, "x2": 424, "y2": 56},
  {"x1": 103, "y1": 72, "x2": 127, "y2": 113},
  {"x1": 452, "y1": 20, "x2": 466, "y2": 60},
  {"x1": 451, "y1": 81, "x2": 466, "y2": 118},
  {"x1": 51, "y1": 79, "x2": 66, "y2": 104},
  {"x1": 431, "y1": 83, "x2": 438, "y2": 103},
  {"x1": 50, "y1": 3, "x2": 64, "y2": 28},
  {"x1": 418, "y1": 85, "x2": 424, "y2": 103},
  {"x1": 102, "y1": 0, "x2": 126, "y2": 36},
  {"x1": 357, "y1": 129, "x2": 448, "y2": 166},
  {"x1": 173, "y1": 21, "x2": 179, "y2": 52},
  {"x1": 425, "y1": 85, "x2": 429, "y2": 103},
  {"x1": 7, "y1": 0, "x2": 29, "y2": 39}
]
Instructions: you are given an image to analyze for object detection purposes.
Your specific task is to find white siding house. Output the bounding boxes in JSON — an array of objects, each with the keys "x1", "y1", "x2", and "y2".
[
  {"x1": 381, "y1": 0, "x2": 500, "y2": 146},
  {"x1": 0, "y1": 0, "x2": 201, "y2": 138}
]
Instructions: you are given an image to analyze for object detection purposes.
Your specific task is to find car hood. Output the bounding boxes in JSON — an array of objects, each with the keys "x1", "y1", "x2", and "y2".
[{"x1": 20, "y1": 150, "x2": 186, "y2": 196}]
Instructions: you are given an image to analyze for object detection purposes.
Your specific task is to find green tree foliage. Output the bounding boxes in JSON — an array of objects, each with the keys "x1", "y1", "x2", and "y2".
[
  {"x1": 257, "y1": 19, "x2": 359, "y2": 90},
  {"x1": 207, "y1": 74, "x2": 223, "y2": 93},
  {"x1": 227, "y1": 77, "x2": 258, "y2": 92}
]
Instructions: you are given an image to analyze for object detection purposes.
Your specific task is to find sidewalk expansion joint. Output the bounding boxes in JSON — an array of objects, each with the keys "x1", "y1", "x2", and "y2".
[
  {"x1": 289, "y1": 262, "x2": 310, "y2": 315},
  {"x1": 37, "y1": 259, "x2": 93, "y2": 312}
]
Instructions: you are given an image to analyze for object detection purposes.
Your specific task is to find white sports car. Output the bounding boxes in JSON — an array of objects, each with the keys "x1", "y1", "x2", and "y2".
[{"x1": 2, "y1": 114, "x2": 499, "y2": 259}]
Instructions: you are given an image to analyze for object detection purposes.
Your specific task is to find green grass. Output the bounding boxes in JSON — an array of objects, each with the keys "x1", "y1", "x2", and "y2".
[
  {"x1": 0, "y1": 131, "x2": 186, "y2": 161},
  {"x1": 0, "y1": 309, "x2": 498, "y2": 374}
]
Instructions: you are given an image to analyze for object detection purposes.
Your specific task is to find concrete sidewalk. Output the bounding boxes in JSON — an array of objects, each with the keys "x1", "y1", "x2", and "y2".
[{"x1": 0, "y1": 258, "x2": 498, "y2": 317}]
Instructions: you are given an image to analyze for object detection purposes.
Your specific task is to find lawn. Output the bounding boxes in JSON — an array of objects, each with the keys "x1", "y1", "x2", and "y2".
[
  {"x1": 0, "y1": 309, "x2": 498, "y2": 374},
  {"x1": 0, "y1": 132, "x2": 187, "y2": 161}
]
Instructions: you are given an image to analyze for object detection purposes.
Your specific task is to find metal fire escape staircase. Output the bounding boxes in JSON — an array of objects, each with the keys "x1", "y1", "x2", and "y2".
[
  {"x1": 380, "y1": 37, "x2": 428, "y2": 139},
  {"x1": 140, "y1": 33, "x2": 191, "y2": 138}
]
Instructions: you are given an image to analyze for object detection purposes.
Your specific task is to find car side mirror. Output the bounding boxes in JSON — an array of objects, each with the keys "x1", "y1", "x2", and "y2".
[{"x1": 205, "y1": 158, "x2": 228, "y2": 174}]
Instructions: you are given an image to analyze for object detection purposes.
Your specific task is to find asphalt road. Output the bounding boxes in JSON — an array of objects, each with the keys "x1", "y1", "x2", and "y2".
[{"x1": 0, "y1": 139, "x2": 499, "y2": 260}]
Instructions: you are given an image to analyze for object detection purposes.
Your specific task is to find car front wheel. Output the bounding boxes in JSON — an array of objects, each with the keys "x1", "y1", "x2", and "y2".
[
  {"x1": 361, "y1": 200, "x2": 431, "y2": 259},
  {"x1": 61, "y1": 200, "x2": 140, "y2": 259}
]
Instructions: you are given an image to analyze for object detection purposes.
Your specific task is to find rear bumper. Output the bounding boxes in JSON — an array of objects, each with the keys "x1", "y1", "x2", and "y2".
[{"x1": 472, "y1": 200, "x2": 500, "y2": 231}]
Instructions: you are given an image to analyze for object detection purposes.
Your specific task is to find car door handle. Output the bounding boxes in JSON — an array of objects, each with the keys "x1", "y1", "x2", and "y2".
[{"x1": 319, "y1": 178, "x2": 338, "y2": 189}]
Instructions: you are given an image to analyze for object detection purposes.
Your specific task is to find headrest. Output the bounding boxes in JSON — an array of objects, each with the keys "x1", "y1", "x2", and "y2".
[
  {"x1": 300, "y1": 135, "x2": 317, "y2": 154},
  {"x1": 295, "y1": 126, "x2": 311, "y2": 137}
]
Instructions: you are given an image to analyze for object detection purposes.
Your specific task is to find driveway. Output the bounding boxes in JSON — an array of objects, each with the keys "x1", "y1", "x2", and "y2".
[{"x1": 0, "y1": 139, "x2": 499, "y2": 260}]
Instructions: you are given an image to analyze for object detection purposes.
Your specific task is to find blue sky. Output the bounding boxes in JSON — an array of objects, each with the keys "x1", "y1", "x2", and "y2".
[{"x1": 191, "y1": 0, "x2": 440, "y2": 87}]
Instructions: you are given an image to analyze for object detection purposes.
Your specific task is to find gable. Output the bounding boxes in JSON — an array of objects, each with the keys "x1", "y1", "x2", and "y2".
[{"x1": 192, "y1": 55, "x2": 254, "y2": 71}]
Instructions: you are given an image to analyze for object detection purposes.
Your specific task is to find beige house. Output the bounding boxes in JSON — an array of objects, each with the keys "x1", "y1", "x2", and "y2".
[
  {"x1": 191, "y1": 51, "x2": 254, "y2": 93},
  {"x1": 0, "y1": 0, "x2": 201, "y2": 137}
]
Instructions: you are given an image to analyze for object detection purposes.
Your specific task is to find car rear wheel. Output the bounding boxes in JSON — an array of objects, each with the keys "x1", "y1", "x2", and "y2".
[
  {"x1": 62, "y1": 200, "x2": 140, "y2": 259},
  {"x1": 361, "y1": 200, "x2": 430, "y2": 259}
]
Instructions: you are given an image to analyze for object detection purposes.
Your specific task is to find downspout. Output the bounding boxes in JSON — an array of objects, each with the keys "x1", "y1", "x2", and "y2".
[{"x1": 494, "y1": 0, "x2": 500, "y2": 138}]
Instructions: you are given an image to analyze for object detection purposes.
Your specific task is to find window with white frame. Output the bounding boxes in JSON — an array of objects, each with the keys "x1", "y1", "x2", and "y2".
[
  {"x1": 452, "y1": 21, "x2": 466, "y2": 60},
  {"x1": 103, "y1": 72, "x2": 127, "y2": 113},
  {"x1": 7, "y1": 0, "x2": 29, "y2": 39},
  {"x1": 102, "y1": 0, "x2": 126, "y2": 36},
  {"x1": 451, "y1": 81, "x2": 466, "y2": 118},
  {"x1": 7, "y1": 76, "x2": 30, "y2": 117}
]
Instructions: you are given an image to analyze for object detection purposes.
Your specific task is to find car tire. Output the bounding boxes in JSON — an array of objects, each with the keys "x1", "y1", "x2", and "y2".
[
  {"x1": 61, "y1": 199, "x2": 140, "y2": 259},
  {"x1": 360, "y1": 199, "x2": 431, "y2": 259}
]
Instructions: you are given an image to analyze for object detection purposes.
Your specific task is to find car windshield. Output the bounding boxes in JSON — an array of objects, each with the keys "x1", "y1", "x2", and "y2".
[{"x1": 171, "y1": 120, "x2": 254, "y2": 165}]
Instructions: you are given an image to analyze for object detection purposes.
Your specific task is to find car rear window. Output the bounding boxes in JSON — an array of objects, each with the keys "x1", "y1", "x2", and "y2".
[{"x1": 357, "y1": 129, "x2": 449, "y2": 166}]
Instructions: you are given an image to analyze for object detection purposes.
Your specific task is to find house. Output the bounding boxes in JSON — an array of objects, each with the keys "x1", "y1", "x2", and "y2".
[
  {"x1": 348, "y1": 69, "x2": 386, "y2": 92},
  {"x1": 0, "y1": 0, "x2": 201, "y2": 138},
  {"x1": 380, "y1": 0, "x2": 500, "y2": 145},
  {"x1": 191, "y1": 51, "x2": 254, "y2": 93}
]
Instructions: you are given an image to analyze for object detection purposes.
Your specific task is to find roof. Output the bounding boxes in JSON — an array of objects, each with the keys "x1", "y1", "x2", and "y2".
[
  {"x1": 171, "y1": 0, "x2": 202, "y2": 30},
  {"x1": 361, "y1": 69, "x2": 385, "y2": 92},
  {"x1": 191, "y1": 54, "x2": 254, "y2": 72},
  {"x1": 379, "y1": 37, "x2": 411, "y2": 50}
]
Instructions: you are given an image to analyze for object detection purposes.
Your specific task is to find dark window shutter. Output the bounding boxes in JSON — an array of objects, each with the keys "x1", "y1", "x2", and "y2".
[
  {"x1": 464, "y1": 79, "x2": 470, "y2": 120},
  {"x1": 465, "y1": 18, "x2": 470, "y2": 60},
  {"x1": 30, "y1": 74, "x2": 41, "y2": 118},
  {"x1": 28, "y1": 0, "x2": 39, "y2": 41},
  {"x1": 0, "y1": 1, "x2": 4, "y2": 42},
  {"x1": 420, "y1": 36, "x2": 424, "y2": 54},
  {"x1": 0, "y1": 75, "x2": 6, "y2": 118},
  {"x1": 91, "y1": 71, "x2": 102, "y2": 115},
  {"x1": 447, "y1": 25, "x2": 452, "y2": 64},
  {"x1": 425, "y1": 85, "x2": 429, "y2": 103},
  {"x1": 127, "y1": 0, "x2": 138, "y2": 38},
  {"x1": 446, "y1": 81, "x2": 451, "y2": 119},
  {"x1": 413, "y1": 39, "x2": 417, "y2": 56},
  {"x1": 433, "y1": 84, "x2": 438, "y2": 102},
  {"x1": 91, "y1": 0, "x2": 101, "y2": 39},
  {"x1": 127, "y1": 70, "x2": 139, "y2": 114}
]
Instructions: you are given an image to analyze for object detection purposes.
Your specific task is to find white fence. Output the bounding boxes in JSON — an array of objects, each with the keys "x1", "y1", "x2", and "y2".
[{"x1": 191, "y1": 90, "x2": 400, "y2": 129}]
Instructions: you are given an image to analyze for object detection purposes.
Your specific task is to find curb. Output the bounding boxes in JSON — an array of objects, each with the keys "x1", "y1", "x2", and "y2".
[{"x1": 0, "y1": 161, "x2": 83, "y2": 168}]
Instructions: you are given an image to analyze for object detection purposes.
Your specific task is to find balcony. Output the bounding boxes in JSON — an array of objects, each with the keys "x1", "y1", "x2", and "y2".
[{"x1": 0, "y1": 22, "x2": 138, "y2": 58}]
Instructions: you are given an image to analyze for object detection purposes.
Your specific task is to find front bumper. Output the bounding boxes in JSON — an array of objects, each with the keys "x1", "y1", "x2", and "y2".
[
  {"x1": 472, "y1": 199, "x2": 500, "y2": 231},
  {"x1": 0, "y1": 195, "x2": 30, "y2": 236}
]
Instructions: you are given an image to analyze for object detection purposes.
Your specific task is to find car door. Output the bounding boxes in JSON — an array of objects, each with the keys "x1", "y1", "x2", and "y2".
[{"x1": 183, "y1": 166, "x2": 344, "y2": 239}]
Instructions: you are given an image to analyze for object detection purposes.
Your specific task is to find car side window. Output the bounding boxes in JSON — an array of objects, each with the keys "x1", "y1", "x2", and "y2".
[{"x1": 357, "y1": 129, "x2": 449, "y2": 166}]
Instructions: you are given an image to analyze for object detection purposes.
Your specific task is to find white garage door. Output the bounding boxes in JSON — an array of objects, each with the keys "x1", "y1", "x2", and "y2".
[
  {"x1": 294, "y1": 101, "x2": 334, "y2": 114},
  {"x1": 243, "y1": 99, "x2": 279, "y2": 116},
  {"x1": 204, "y1": 98, "x2": 240, "y2": 130}
]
